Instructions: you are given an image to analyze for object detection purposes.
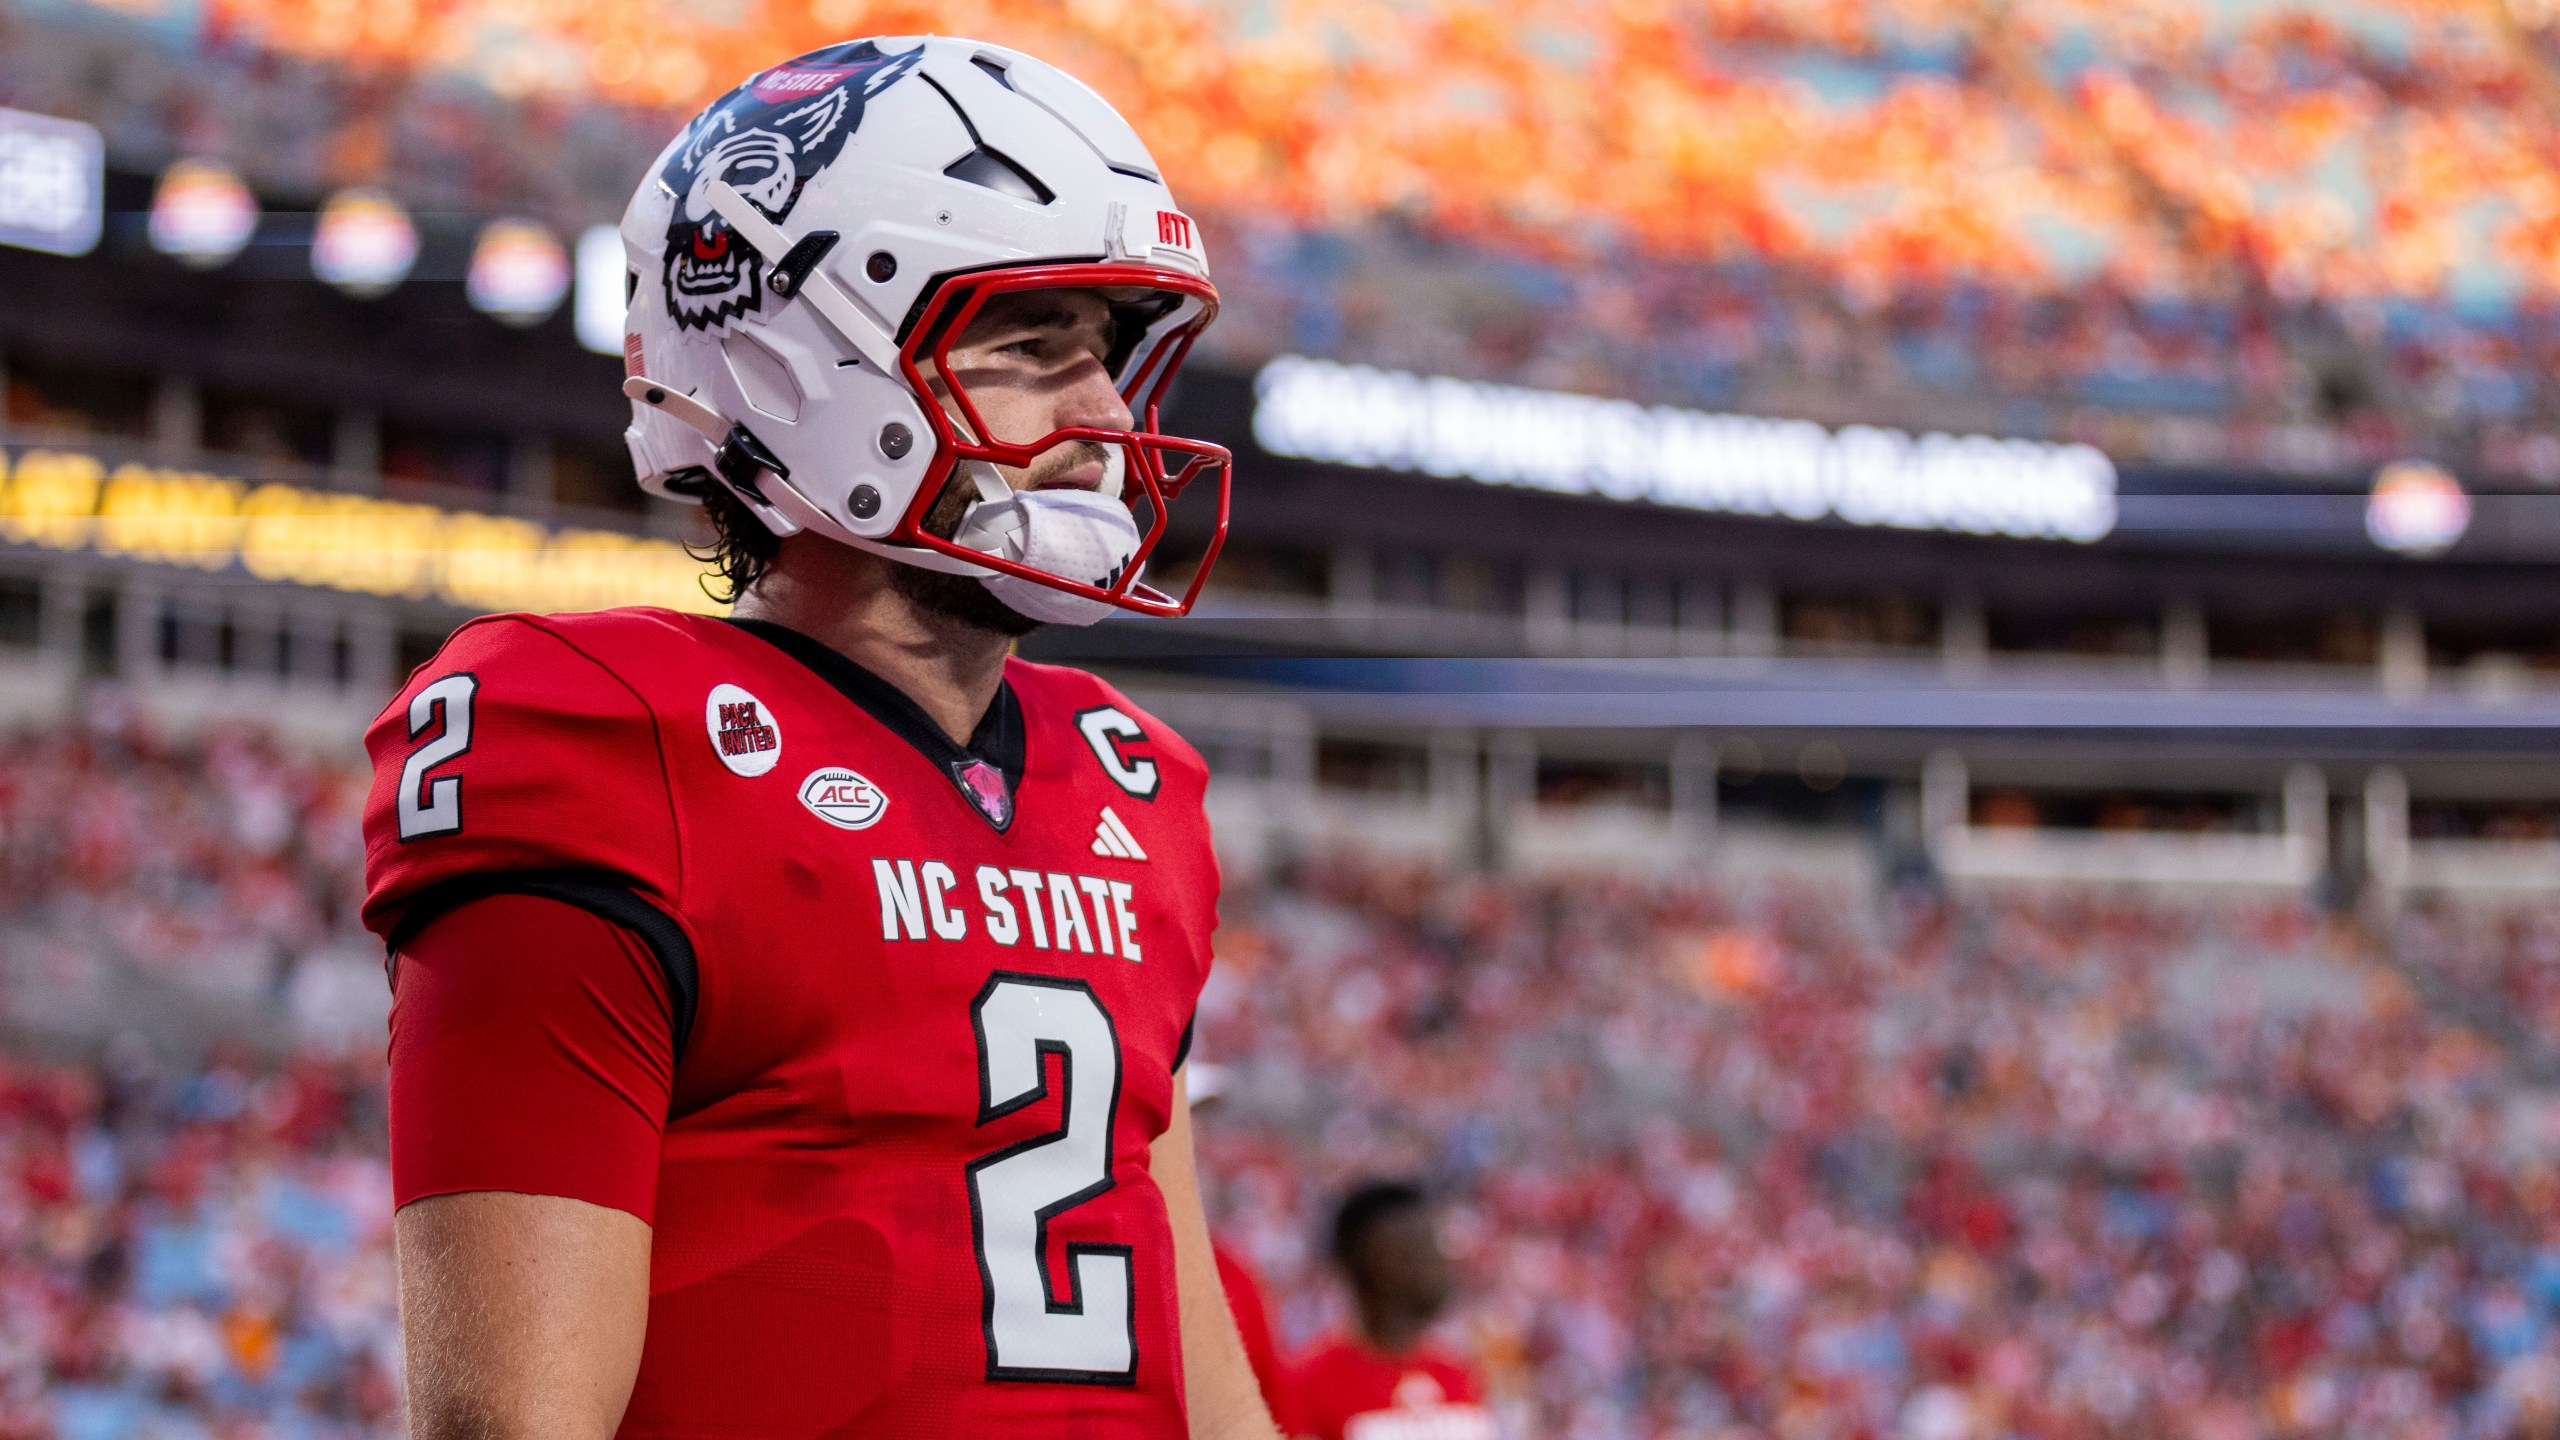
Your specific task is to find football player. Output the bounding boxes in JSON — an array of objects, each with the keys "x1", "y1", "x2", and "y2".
[
  {"x1": 1288, "y1": 1182, "x2": 1493, "y2": 1440},
  {"x1": 362, "y1": 38, "x2": 1275, "y2": 1440}
]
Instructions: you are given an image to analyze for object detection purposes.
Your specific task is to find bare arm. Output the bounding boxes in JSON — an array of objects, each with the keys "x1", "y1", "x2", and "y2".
[
  {"x1": 1156, "y1": 1068, "x2": 1285, "y2": 1440},
  {"x1": 396, "y1": 1191, "x2": 653, "y2": 1440}
]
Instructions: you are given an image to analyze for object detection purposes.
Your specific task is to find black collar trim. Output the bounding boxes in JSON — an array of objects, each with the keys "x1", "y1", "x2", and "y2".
[{"x1": 724, "y1": 618, "x2": 1025, "y2": 831}]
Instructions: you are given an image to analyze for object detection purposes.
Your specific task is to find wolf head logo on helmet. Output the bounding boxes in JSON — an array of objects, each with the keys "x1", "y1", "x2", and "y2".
[
  {"x1": 659, "y1": 43, "x2": 921, "y2": 331},
  {"x1": 618, "y1": 36, "x2": 1234, "y2": 627}
]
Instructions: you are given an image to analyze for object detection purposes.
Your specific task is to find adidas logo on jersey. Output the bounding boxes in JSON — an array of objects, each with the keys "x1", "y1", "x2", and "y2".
[{"x1": 1090, "y1": 807, "x2": 1148, "y2": 861}]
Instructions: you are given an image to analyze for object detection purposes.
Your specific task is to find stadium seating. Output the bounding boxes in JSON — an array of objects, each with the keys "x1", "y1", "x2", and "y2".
[
  {"x1": 0, "y1": 1043, "x2": 400, "y2": 1440},
  {"x1": 10, "y1": 0, "x2": 2560, "y2": 475}
]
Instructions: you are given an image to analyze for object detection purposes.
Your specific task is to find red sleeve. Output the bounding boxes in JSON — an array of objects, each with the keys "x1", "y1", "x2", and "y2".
[
  {"x1": 389, "y1": 893, "x2": 674, "y2": 1222},
  {"x1": 362, "y1": 614, "x2": 684, "y2": 942},
  {"x1": 1215, "y1": 1242, "x2": 1288, "y2": 1425}
]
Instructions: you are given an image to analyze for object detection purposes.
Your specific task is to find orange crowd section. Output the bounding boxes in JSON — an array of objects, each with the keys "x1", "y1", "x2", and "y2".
[{"x1": 191, "y1": 0, "x2": 2560, "y2": 306}]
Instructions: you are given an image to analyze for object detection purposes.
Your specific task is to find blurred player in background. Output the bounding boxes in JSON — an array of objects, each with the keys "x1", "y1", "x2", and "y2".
[{"x1": 1288, "y1": 1182, "x2": 1492, "y2": 1440}]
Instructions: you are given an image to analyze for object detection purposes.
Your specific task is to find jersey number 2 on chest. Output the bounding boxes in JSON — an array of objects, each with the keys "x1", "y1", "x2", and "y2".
[{"x1": 966, "y1": 974, "x2": 1139, "y2": 1385}]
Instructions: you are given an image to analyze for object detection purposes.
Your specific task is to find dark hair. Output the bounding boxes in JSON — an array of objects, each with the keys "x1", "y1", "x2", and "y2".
[
  {"x1": 679, "y1": 470, "x2": 782, "y2": 605},
  {"x1": 1330, "y1": 1180, "x2": 1429, "y2": 1272}
]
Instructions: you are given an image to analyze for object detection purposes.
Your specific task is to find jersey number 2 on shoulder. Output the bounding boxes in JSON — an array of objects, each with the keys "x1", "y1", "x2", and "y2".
[
  {"x1": 967, "y1": 974, "x2": 1139, "y2": 1384},
  {"x1": 396, "y1": 673, "x2": 478, "y2": 841}
]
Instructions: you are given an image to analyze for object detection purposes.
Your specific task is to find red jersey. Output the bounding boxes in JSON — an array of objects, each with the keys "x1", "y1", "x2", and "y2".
[
  {"x1": 1288, "y1": 1337, "x2": 1491, "y2": 1440},
  {"x1": 362, "y1": 609, "x2": 1220, "y2": 1437}
]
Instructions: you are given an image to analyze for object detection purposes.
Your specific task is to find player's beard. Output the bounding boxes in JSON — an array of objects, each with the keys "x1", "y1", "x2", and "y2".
[{"x1": 891, "y1": 440, "x2": 1115, "y2": 639}]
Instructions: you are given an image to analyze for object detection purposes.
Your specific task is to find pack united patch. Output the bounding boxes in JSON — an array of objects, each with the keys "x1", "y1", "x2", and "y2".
[{"x1": 705, "y1": 683, "x2": 782, "y2": 777}]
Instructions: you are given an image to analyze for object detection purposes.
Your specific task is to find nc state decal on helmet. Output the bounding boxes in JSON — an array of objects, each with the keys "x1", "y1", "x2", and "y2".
[{"x1": 659, "y1": 43, "x2": 920, "y2": 332}]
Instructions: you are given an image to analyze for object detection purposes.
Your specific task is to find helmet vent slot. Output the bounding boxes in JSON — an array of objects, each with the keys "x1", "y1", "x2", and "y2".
[
  {"x1": 920, "y1": 71, "x2": 1056, "y2": 206},
  {"x1": 971, "y1": 55, "x2": 1015, "y2": 89},
  {"x1": 722, "y1": 332, "x2": 805, "y2": 424},
  {"x1": 943, "y1": 147, "x2": 1054, "y2": 206}
]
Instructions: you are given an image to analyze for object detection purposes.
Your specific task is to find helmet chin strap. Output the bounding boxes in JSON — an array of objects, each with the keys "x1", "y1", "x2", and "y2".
[
  {"x1": 624, "y1": 373, "x2": 979, "y2": 571},
  {"x1": 620, "y1": 374, "x2": 1136, "y2": 611},
  {"x1": 836, "y1": 460, "x2": 1145, "y2": 629},
  {"x1": 621, "y1": 376, "x2": 810, "y2": 539}
]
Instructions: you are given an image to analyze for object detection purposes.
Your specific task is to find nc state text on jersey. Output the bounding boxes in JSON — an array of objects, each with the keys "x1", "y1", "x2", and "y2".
[{"x1": 873, "y1": 859, "x2": 1142, "y2": 961}]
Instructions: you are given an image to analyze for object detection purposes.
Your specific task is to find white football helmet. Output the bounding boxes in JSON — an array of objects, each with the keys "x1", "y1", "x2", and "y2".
[{"x1": 617, "y1": 37, "x2": 1230, "y2": 621}]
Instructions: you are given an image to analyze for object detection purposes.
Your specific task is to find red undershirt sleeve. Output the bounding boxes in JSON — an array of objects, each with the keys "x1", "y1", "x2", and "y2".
[{"x1": 388, "y1": 892, "x2": 675, "y2": 1224}]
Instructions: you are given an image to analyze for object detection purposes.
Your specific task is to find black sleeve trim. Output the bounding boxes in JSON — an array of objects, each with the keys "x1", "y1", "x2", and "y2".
[
  {"x1": 1172, "y1": 1015, "x2": 1195, "y2": 1075},
  {"x1": 384, "y1": 870, "x2": 699, "y2": 1064}
]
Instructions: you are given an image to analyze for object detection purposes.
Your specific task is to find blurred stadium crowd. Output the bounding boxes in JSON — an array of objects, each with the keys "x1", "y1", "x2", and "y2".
[
  {"x1": 3, "y1": 721, "x2": 2560, "y2": 1438},
  {"x1": 10, "y1": 0, "x2": 2560, "y2": 475},
  {"x1": 0, "y1": 1044, "x2": 397, "y2": 1440},
  {"x1": 0, "y1": 722, "x2": 391, "y2": 1436},
  {"x1": 1200, "y1": 864, "x2": 2560, "y2": 1440}
]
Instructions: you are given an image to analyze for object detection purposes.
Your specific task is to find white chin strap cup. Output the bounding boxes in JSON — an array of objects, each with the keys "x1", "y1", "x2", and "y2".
[{"x1": 952, "y1": 463, "x2": 1143, "y2": 626}]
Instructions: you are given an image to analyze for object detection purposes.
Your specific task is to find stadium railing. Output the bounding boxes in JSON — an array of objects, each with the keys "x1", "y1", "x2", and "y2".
[{"x1": 1920, "y1": 752, "x2": 2329, "y2": 889}]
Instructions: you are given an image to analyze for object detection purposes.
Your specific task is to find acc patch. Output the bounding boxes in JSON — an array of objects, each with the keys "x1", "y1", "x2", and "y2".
[
  {"x1": 799, "y1": 766, "x2": 889, "y2": 830},
  {"x1": 706, "y1": 683, "x2": 782, "y2": 777}
]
